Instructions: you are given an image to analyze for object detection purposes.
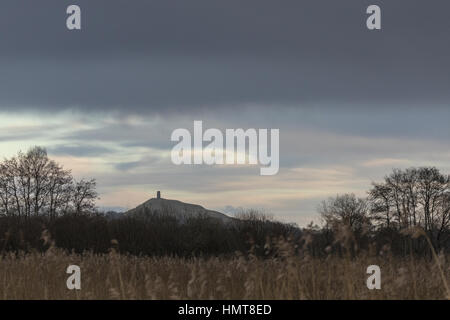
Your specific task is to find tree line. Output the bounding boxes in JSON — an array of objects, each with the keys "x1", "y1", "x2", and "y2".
[
  {"x1": 0, "y1": 147, "x2": 448, "y2": 257},
  {"x1": 0, "y1": 146, "x2": 98, "y2": 218},
  {"x1": 319, "y1": 167, "x2": 450, "y2": 251}
]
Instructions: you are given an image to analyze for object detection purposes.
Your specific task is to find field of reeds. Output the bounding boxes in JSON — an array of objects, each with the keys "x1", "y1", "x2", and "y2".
[
  {"x1": 0, "y1": 244, "x2": 448, "y2": 300},
  {"x1": 0, "y1": 213, "x2": 449, "y2": 300}
]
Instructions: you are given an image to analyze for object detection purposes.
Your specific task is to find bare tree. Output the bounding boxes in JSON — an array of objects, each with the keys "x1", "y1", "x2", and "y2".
[
  {"x1": 26, "y1": 146, "x2": 51, "y2": 216},
  {"x1": 435, "y1": 193, "x2": 450, "y2": 248},
  {"x1": 369, "y1": 167, "x2": 450, "y2": 247},
  {"x1": 0, "y1": 146, "x2": 98, "y2": 218},
  {"x1": 369, "y1": 182, "x2": 393, "y2": 228},
  {"x1": 416, "y1": 167, "x2": 449, "y2": 232},
  {"x1": 47, "y1": 161, "x2": 73, "y2": 218},
  {"x1": 0, "y1": 163, "x2": 11, "y2": 216},
  {"x1": 319, "y1": 193, "x2": 369, "y2": 231},
  {"x1": 72, "y1": 179, "x2": 98, "y2": 214}
]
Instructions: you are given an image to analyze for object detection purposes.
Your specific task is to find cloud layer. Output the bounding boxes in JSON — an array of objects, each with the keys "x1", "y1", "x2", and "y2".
[
  {"x1": 1, "y1": 0, "x2": 449, "y2": 113},
  {"x1": 0, "y1": 1, "x2": 449, "y2": 225}
]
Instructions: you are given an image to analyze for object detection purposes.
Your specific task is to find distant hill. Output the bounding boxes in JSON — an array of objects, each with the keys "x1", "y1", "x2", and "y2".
[{"x1": 125, "y1": 194, "x2": 234, "y2": 223}]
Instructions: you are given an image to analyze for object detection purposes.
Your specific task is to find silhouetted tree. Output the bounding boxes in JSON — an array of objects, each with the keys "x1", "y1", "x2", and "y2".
[
  {"x1": 319, "y1": 193, "x2": 369, "y2": 232},
  {"x1": 0, "y1": 146, "x2": 98, "y2": 218},
  {"x1": 369, "y1": 167, "x2": 450, "y2": 249},
  {"x1": 72, "y1": 179, "x2": 98, "y2": 214}
]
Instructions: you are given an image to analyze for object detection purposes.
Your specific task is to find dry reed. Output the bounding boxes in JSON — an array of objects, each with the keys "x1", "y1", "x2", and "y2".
[{"x1": 0, "y1": 245, "x2": 448, "y2": 300}]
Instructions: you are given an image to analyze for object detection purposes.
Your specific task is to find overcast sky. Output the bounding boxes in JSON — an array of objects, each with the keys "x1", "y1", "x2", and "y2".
[{"x1": 1, "y1": 1, "x2": 449, "y2": 225}]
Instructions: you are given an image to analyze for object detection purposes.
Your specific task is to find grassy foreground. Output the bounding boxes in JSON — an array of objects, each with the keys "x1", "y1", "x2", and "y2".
[{"x1": 0, "y1": 247, "x2": 448, "y2": 300}]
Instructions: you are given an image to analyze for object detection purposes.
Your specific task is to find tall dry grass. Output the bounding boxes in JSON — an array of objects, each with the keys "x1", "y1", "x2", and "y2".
[{"x1": 0, "y1": 244, "x2": 448, "y2": 300}]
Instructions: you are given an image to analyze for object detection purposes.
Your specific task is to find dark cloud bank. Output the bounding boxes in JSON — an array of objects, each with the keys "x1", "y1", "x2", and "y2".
[{"x1": 0, "y1": 0, "x2": 449, "y2": 114}]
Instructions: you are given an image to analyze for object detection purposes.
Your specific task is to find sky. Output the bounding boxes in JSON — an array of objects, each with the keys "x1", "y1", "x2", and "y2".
[{"x1": 1, "y1": 0, "x2": 450, "y2": 226}]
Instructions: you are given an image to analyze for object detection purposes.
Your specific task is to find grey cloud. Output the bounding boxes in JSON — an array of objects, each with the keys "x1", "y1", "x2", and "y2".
[
  {"x1": 0, "y1": 0, "x2": 449, "y2": 114},
  {"x1": 0, "y1": 132, "x2": 43, "y2": 142},
  {"x1": 114, "y1": 155, "x2": 164, "y2": 172},
  {"x1": 45, "y1": 107, "x2": 450, "y2": 172},
  {"x1": 49, "y1": 144, "x2": 115, "y2": 157},
  {"x1": 0, "y1": 124, "x2": 61, "y2": 142},
  {"x1": 60, "y1": 122, "x2": 174, "y2": 150},
  {"x1": 96, "y1": 162, "x2": 264, "y2": 193},
  {"x1": 115, "y1": 161, "x2": 143, "y2": 172}
]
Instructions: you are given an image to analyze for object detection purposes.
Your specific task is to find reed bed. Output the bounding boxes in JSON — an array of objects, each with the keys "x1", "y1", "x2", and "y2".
[{"x1": 0, "y1": 246, "x2": 448, "y2": 300}]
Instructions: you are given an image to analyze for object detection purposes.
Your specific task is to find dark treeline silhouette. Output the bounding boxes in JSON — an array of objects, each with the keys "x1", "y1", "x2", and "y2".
[
  {"x1": 317, "y1": 167, "x2": 450, "y2": 254},
  {"x1": 0, "y1": 147, "x2": 448, "y2": 258},
  {"x1": 0, "y1": 209, "x2": 447, "y2": 258},
  {"x1": 0, "y1": 212, "x2": 299, "y2": 258},
  {"x1": 0, "y1": 146, "x2": 97, "y2": 218},
  {"x1": 369, "y1": 167, "x2": 450, "y2": 250}
]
